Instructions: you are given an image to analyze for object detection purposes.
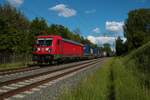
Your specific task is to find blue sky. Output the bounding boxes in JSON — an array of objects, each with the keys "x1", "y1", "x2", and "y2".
[{"x1": 0, "y1": 0, "x2": 150, "y2": 47}]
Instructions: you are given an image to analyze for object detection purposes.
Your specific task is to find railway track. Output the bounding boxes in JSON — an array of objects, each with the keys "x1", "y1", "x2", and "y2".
[
  {"x1": 0, "y1": 59, "x2": 98, "y2": 77},
  {"x1": 0, "y1": 59, "x2": 98, "y2": 83},
  {"x1": 0, "y1": 66, "x2": 40, "y2": 76},
  {"x1": 0, "y1": 59, "x2": 102, "y2": 99},
  {"x1": 0, "y1": 63, "x2": 65, "y2": 76}
]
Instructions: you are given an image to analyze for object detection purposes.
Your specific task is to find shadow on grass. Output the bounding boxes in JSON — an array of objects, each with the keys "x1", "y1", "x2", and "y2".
[{"x1": 108, "y1": 66, "x2": 116, "y2": 100}]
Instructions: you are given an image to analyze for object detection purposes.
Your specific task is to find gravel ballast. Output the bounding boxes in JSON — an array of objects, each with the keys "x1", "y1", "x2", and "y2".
[
  {"x1": 0, "y1": 59, "x2": 97, "y2": 83},
  {"x1": 8, "y1": 59, "x2": 106, "y2": 100}
]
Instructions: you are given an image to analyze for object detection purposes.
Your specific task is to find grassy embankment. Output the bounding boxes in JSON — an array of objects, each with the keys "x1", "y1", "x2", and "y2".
[
  {"x1": 0, "y1": 62, "x2": 28, "y2": 70},
  {"x1": 59, "y1": 42, "x2": 150, "y2": 100}
]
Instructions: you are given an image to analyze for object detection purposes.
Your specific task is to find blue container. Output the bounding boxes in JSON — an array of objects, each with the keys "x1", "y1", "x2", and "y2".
[
  {"x1": 83, "y1": 44, "x2": 91, "y2": 56},
  {"x1": 93, "y1": 48, "x2": 98, "y2": 55}
]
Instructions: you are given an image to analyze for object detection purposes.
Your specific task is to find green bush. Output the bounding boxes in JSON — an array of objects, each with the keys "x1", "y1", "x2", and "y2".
[
  {"x1": 124, "y1": 41, "x2": 150, "y2": 89},
  {"x1": 113, "y1": 58, "x2": 149, "y2": 100}
]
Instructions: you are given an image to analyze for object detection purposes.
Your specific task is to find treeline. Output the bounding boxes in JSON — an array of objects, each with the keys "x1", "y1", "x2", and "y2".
[
  {"x1": 116, "y1": 8, "x2": 150, "y2": 56},
  {"x1": 0, "y1": 4, "x2": 94, "y2": 54}
]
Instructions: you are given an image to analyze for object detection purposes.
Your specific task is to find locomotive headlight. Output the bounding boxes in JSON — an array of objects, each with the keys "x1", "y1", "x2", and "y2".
[
  {"x1": 37, "y1": 48, "x2": 41, "y2": 51},
  {"x1": 45, "y1": 48, "x2": 51, "y2": 53},
  {"x1": 45, "y1": 48, "x2": 49, "y2": 51}
]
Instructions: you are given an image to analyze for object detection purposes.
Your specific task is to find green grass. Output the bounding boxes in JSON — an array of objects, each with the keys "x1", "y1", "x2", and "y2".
[
  {"x1": 58, "y1": 58, "x2": 112, "y2": 100},
  {"x1": 0, "y1": 61, "x2": 33, "y2": 70},
  {"x1": 58, "y1": 56, "x2": 150, "y2": 100},
  {"x1": 0, "y1": 54, "x2": 32, "y2": 70},
  {"x1": 123, "y1": 41, "x2": 150, "y2": 86},
  {"x1": 112, "y1": 58, "x2": 149, "y2": 100}
]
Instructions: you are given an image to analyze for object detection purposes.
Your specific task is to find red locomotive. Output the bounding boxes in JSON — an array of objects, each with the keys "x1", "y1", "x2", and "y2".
[{"x1": 32, "y1": 35, "x2": 83, "y2": 63}]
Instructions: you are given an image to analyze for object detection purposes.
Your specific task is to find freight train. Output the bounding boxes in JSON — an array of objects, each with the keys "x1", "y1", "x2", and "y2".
[{"x1": 32, "y1": 35, "x2": 102, "y2": 64}]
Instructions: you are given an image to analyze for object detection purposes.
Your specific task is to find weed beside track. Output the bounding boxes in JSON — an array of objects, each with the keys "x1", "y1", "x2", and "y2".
[{"x1": 58, "y1": 58, "x2": 149, "y2": 100}]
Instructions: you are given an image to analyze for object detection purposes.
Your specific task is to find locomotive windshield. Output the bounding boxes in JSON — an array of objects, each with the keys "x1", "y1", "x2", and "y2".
[{"x1": 37, "y1": 38, "x2": 52, "y2": 46}]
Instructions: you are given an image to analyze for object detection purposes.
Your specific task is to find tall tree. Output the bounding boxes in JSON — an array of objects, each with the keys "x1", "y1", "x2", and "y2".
[
  {"x1": 124, "y1": 8, "x2": 150, "y2": 51},
  {"x1": 73, "y1": 28, "x2": 81, "y2": 35},
  {"x1": 103, "y1": 43, "x2": 112, "y2": 55},
  {"x1": 30, "y1": 17, "x2": 48, "y2": 36},
  {"x1": 0, "y1": 3, "x2": 30, "y2": 54},
  {"x1": 115, "y1": 37, "x2": 127, "y2": 56}
]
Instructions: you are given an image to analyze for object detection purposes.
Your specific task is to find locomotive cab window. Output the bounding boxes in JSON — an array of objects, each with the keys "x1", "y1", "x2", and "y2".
[
  {"x1": 37, "y1": 38, "x2": 53, "y2": 46},
  {"x1": 46, "y1": 40, "x2": 52, "y2": 46}
]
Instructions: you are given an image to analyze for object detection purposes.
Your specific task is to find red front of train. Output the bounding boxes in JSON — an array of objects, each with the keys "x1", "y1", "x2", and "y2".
[{"x1": 32, "y1": 35, "x2": 83, "y2": 63}]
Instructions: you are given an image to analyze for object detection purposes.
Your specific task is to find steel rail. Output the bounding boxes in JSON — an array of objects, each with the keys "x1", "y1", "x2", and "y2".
[
  {"x1": 0, "y1": 59, "x2": 98, "y2": 76},
  {"x1": 0, "y1": 60, "x2": 101, "y2": 99},
  {"x1": 0, "y1": 59, "x2": 100, "y2": 87}
]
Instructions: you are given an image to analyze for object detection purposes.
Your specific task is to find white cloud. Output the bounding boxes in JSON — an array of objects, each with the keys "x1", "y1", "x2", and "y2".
[
  {"x1": 85, "y1": 9, "x2": 96, "y2": 14},
  {"x1": 87, "y1": 35, "x2": 116, "y2": 45},
  {"x1": 92, "y1": 27, "x2": 100, "y2": 33},
  {"x1": 87, "y1": 36, "x2": 97, "y2": 44},
  {"x1": 49, "y1": 4, "x2": 77, "y2": 18},
  {"x1": 87, "y1": 35, "x2": 126, "y2": 47},
  {"x1": 7, "y1": 0, "x2": 24, "y2": 7},
  {"x1": 106, "y1": 21, "x2": 124, "y2": 33}
]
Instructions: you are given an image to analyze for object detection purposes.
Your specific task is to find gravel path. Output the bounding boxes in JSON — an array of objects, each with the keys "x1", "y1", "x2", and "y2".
[{"x1": 7, "y1": 58, "x2": 107, "y2": 100}]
